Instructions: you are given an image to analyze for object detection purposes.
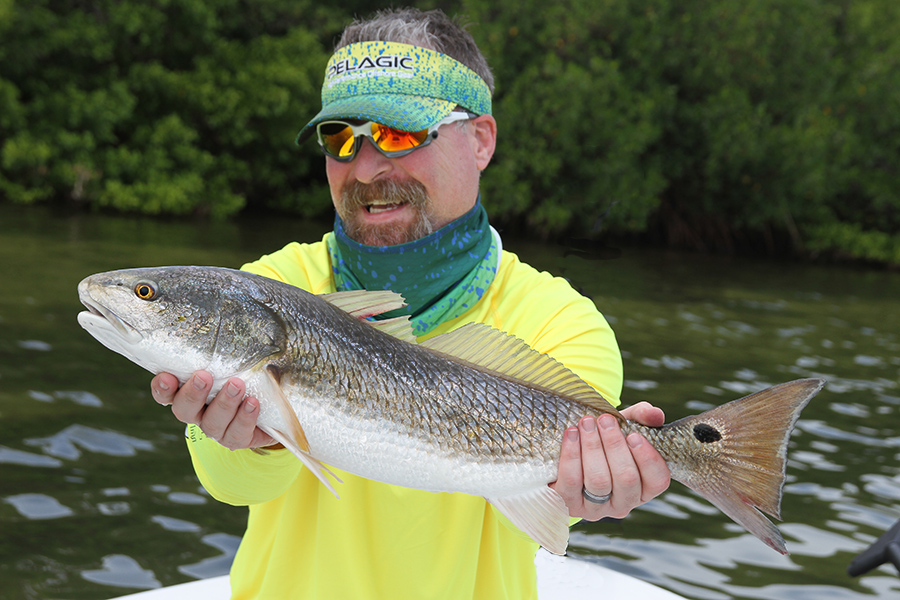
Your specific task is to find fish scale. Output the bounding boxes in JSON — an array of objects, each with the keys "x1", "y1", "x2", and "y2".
[
  {"x1": 77, "y1": 265, "x2": 824, "y2": 556},
  {"x1": 288, "y1": 333, "x2": 563, "y2": 461},
  {"x1": 283, "y1": 306, "x2": 543, "y2": 456}
]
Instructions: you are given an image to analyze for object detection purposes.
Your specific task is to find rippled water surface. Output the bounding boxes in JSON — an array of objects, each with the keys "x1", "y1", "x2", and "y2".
[{"x1": 1, "y1": 205, "x2": 898, "y2": 599}]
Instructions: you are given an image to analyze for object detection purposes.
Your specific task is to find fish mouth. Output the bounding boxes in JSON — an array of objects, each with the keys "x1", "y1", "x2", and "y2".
[{"x1": 77, "y1": 293, "x2": 143, "y2": 345}]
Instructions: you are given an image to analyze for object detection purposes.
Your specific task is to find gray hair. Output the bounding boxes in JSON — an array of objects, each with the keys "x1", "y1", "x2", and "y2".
[{"x1": 336, "y1": 8, "x2": 495, "y2": 94}]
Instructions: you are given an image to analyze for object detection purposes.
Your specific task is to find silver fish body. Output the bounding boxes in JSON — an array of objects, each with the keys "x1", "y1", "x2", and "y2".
[{"x1": 77, "y1": 266, "x2": 824, "y2": 555}]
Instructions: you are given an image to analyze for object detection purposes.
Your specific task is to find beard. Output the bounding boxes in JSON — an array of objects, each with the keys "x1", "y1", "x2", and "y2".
[{"x1": 337, "y1": 179, "x2": 435, "y2": 246}]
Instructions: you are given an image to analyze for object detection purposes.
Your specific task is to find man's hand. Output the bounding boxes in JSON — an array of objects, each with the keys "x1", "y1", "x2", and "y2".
[
  {"x1": 550, "y1": 402, "x2": 671, "y2": 520},
  {"x1": 151, "y1": 371, "x2": 275, "y2": 450}
]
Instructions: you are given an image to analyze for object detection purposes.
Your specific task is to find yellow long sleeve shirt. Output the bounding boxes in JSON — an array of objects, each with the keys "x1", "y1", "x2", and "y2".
[{"x1": 186, "y1": 234, "x2": 623, "y2": 599}]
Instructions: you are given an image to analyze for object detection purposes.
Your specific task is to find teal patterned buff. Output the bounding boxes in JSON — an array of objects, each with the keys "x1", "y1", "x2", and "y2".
[{"x1": 326, "y1": 201, "x2": 501, "y2": 336}]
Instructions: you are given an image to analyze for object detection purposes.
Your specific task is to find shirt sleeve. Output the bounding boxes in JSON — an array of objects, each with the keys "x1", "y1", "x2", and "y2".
[{"x1": 187, "y1": 425, "x2": 302, "y2": 506}]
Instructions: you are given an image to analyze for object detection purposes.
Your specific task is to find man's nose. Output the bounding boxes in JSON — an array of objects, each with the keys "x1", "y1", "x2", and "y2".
[{"x1": 350, "y1": 138, "x2": 392, "y2": 183}]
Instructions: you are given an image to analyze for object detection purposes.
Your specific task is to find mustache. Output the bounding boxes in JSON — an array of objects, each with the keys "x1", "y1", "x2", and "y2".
[
  {"x1": 338, "y1": 179, "x2": 435, "y2": 246},
  {"x1": 340, "y1": 179, "x2": 430, "y2": 212}
]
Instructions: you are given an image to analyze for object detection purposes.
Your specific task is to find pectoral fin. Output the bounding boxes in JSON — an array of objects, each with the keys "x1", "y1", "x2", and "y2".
[
  {"x1": 256, "y1": 366, "x2": 343, "y2": 497},
  {"x1": 487, "y1": 487, "x2": 571, "y2": 555}
]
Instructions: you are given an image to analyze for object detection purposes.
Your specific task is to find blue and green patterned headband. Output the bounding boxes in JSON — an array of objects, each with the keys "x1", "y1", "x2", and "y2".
[{"x1": 296, "y1": 41, "x2": 492, "y2": 143}]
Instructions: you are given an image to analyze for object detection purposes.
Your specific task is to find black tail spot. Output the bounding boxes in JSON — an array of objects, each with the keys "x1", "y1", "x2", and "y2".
[{"x1": 693, "y1": 423, "x2": 722, "y2": 443}]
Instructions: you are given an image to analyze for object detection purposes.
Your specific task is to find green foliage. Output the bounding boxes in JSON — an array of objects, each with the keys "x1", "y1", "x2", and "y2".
[
  {"x1": 806, "y1": 222, "x2": 900, "y2": 264},
  {"x1": 641, "y1": 0, "x2": 850, "y2": 248},
  {"x1": 0, "y1": 0, "x2": 340, "y2": 217},
  {"x1": 463, "y1": 0, "x2": 899, "y2": 263},
  {"x1": 469, "y1": 0, "x2": 669, "y2": 235},
  {"x1": 1, "y1": 0, "x2": 898, "y2": 264}
]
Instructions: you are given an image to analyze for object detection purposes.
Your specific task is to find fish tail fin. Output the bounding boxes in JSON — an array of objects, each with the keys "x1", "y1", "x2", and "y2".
[{"x1": 658, "y1": 378, "x2": 825, "y2": 554}]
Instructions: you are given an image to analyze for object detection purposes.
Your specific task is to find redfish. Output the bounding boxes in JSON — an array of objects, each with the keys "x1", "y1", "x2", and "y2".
[{"x1": 77, "y1": 266, "x2": 824, "y2": 555}]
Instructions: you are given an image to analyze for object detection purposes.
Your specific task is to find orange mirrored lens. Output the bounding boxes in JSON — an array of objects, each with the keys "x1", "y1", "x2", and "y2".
[
  {"x1": 319, "y1": 123, "x2": 357, "y2": 157},
  {"x1": 318, "y1": 121, "x2": 433, "y2": 159},
  {"x1": 371, "y1": 124, "x2": 429, "y2": 153}
]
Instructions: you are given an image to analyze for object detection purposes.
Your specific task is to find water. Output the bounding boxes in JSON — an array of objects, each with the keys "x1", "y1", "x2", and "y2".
[{"x1": 1, "y1": 204, "x2": 898, "y2": 599}]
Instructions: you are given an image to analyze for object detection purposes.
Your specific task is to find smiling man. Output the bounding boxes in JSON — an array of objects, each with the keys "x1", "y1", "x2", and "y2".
[
  {"x1": 151, "y1": 8, "x2": 670, "y2": 599},
  {"x1": 313, "y1": 36, "x2": 496, "y2": 250}
]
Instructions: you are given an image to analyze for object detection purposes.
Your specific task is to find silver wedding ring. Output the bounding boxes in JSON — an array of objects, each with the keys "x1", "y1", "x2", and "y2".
[{"x1": 582, "y1": 487, "x2": 612, "y2": 505}]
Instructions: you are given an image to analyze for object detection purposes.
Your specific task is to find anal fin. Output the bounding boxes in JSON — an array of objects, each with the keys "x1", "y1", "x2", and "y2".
[{"x1": 487, "y1": 487, "x2": 571, "y2": 555}]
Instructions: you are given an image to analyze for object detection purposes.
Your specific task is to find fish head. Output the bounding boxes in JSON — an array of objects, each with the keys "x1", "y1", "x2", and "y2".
[{"x1": 77, "y1": 267, "x2": 286, "y2": 387}]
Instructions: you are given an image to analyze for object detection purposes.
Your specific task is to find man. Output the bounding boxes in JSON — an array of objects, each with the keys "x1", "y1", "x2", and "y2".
[{"x1": 151, "y1": 8, "x2": 670, "y2": 599}]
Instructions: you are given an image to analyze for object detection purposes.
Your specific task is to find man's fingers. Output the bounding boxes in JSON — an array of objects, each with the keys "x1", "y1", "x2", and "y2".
[
  {"x1": 197, "y1": 378, "x2": 245, "y2": 440},
  {"x1": 168, "y1": 371, "x2": 214, "y2": 424},
  {"x1": 552, "y1": 426, "x2": 585, "y2": 509},
  {"x1": 552, "y1": 403, "x2": 673, "y2": 521},
  {"x1": 627, "y1": 432, "x2": 672, "y2": 502},
  {"x1": 594, "y1": 414, "x2": 643, "y2": 517},
  {"x1": 248, "y1": 427, "x2": 278, "y2": 450},
  {"x1": 152, "y1": 371, "x2": 269, "y2": 451},
  {"x1": 579, "y1": 416, "x2": 614, "y2": 502},
  {"x1": 620, "y1": 401, "x2": 665, "y2": 427},
  {"x1": 151, "y1": 372, "x2": 180, "y2": 406},
  {"x1": 218, "y1": 396, "x2": 266, "y2": 450}
]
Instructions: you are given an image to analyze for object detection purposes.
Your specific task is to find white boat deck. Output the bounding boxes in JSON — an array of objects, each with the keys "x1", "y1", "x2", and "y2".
[{"x1": 109, "y1": 550, "x2": 684, "y2": 599}]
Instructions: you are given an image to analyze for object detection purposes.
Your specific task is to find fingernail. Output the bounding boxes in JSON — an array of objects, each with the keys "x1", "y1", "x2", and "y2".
[
  {"x1": 599, "y1": 415, "x2": 617, "y2": 430},
  {"x1": 580, "y1": 417, "x2": 596, "y2": 433},
  {"x1": 627, "y1": 433, "x2": 644, "y2": 448},
  {"x1": 226, "y1": 381, "x2": 240, "y2": 398},
  {"x1": 192, "y1": 376, "x2": 207, "y2": 391},
  {"x1": 566, "y1": 427, "x2": 579, "y2": 442},
  {"x1": 158, "y1": 381, "x2": 170, "y2": 392}
]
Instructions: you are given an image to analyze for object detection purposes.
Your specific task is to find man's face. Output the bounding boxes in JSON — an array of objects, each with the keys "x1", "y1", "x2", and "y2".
[{"x1": 326, "y1": 115, "x2": 496, "y2": 247}]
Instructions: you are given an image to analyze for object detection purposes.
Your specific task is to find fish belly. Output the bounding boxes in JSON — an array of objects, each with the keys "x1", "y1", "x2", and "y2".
[{"x1": 257, "y1": 387, "x2": 557, "y2": 498}]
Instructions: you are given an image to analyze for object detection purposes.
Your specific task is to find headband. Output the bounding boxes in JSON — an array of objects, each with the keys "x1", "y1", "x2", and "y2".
[{"x1": 296, "y1": 41, "x2": 492, "y2": 143}]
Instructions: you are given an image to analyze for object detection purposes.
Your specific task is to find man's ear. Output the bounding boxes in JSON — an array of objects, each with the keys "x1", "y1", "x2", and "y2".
[{"x1": 470, "y1": 115, "x2": 497, "y2": 171}]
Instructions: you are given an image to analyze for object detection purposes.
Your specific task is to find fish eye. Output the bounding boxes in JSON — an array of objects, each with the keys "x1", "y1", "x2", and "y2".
[{"x1": 134, "y1": 281, "x2": 158, "y2": 301}]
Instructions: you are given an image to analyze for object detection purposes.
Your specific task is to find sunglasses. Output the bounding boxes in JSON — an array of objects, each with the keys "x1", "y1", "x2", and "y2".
[{"x1": 316, "y1": 111, "x2": 476, "y2": 162}]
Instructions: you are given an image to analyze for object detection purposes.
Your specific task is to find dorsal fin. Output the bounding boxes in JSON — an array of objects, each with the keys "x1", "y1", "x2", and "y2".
[
  {"x1": 320, "y1": 290, "x2": 417, "y2": 344},
  {"x1": 421, "y1": 323, "x2": 621, "y2": 419},
  {"x1": 365, "y1": 315, "x2": 418, "y2": 344},
  {"x1": 321, "y1": 290, "x2": 406, "y2": 318}
]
